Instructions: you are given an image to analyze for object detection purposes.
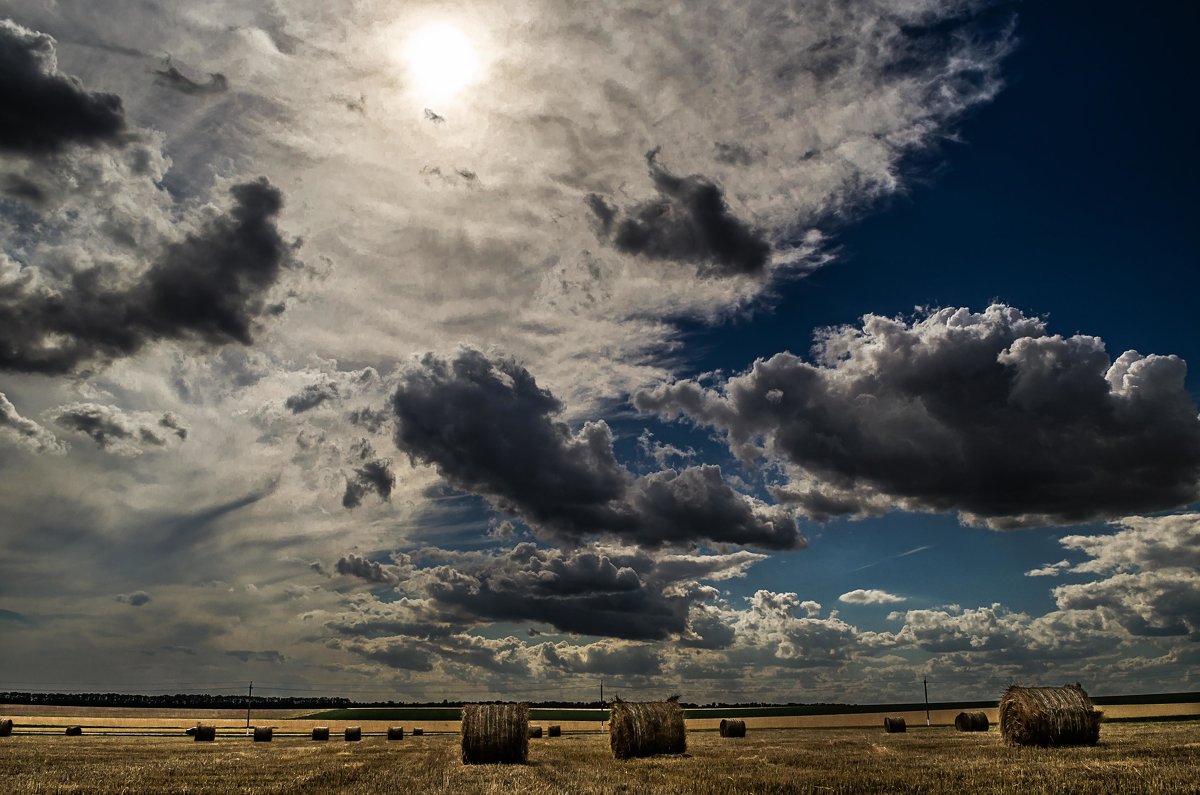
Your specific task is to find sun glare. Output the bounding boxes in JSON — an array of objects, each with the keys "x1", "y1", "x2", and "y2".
[{"x1": 401, "y1": 22, "x2": 481, "y2": 105}]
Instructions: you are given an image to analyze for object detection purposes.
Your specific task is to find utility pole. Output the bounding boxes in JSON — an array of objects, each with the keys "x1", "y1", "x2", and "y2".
[
  {"x1": 246, "y1": 681, "x2": 253, "y2": 735},
  {"x1": 923, "y1": 676, "x2": 930, "y2": 727}
]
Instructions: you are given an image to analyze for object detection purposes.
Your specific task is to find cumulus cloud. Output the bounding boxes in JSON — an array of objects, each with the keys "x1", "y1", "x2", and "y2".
[
  {"x1": 341, "y1": 439, "x2": 395, "y2": 509},
  {"x1": 50, "y1": 402, "x2": 188, "y2": 455},
  {"x1": 0, "y1": 19, "x2": 127, "y2": 155},
  {"x1": 114, "y1": 590, "x2": 151, "y2": 606},
  {"x1": 285, "y1": 380, "x2": 339, "y2": 413},
  {"x1": 1025, "y1": 560, "x2": 1070, "y2": 577},
  {"x1": 391, "y1": 348, "x2": 801, "y2": 548},
  {"x1": 587, "y1": 150, "x2": 771, "y2": 277},
  {"x1": 334, "y1": 553, "x2": 402, "y2": 585},
  {"x1": 839, "y1": 589, "x2": 905, "y2": 605},
  {"x1": 0, "y1": 390, "x2": 65, "y2": 453},
  {"x1": 636, "y1": 305, "x2": 1200, "y2": 528}
]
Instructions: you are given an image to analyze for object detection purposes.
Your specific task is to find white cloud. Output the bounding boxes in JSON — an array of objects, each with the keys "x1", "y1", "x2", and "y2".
[
  {"x1": 1025, "y1": 559, "x2": 1070, "y2": 577},
  {"x1": 839, "y1": 588, "x2": 906, "y2": 605}
]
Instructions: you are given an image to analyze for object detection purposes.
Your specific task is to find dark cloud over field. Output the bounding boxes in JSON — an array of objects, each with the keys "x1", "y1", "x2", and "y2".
[
  {"x1": 636, "y1": 305, "x2": 1200, "y2": 528},
  {"x1": 391, "y1": 349, "x2": 800, "y2": 548}
]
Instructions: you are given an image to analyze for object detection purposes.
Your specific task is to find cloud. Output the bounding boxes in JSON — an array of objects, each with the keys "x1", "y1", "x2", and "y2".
[
  {"x1": 0, "y1": 19, "x2": 127, "y2": 155},
  {"x1": 390, "y1": 348, "x2": 801, "y2": 548},
  {"x1": 152, "y1": 63, "x2": 229, "y2": 96},
  {"x1": 636, "y1": 305, "x2": 1200, "y2": 528},
  {"x1": 587, "y1": 150, "x2": 771, "y2": 277},
  {"x1": 341, "y1": 439, "x2": 395, "y2": 509},
  {"x1": 0, "y1": 390, "x2": 65, "y2": 453},
  {"x1": 285, "y1": 380, "x2": 339, "y2": 414},
  {"x1": 50, "y1": 402, "x2": 188, "y2": 456},
  {"x1": 224, "y1": 649, "x2": 285, "y2": 663},
  {"x1": 114, "y1": 590, "x2": 151, "y2": 606},
  {"x1": 334, "y1": 553, "x2": 402, "y2": 585},
  {"x1": 1, "y1": 178, "x2": 301, "y2": 375},
  {"x1": 1025, "y1": 560, "x2": 1070, "y2": 577},
  {"x1": 839, "y1": 589, "x2": 905, "y2": 605}
]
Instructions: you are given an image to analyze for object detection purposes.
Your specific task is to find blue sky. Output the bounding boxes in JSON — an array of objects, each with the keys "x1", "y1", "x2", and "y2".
[{"x1": 0, "y1": 0, "x2": 1197, "y2": 703}]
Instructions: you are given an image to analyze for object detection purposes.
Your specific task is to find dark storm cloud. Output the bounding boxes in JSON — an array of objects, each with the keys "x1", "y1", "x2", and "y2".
[
  {"x1": 114, "y1": 590, "x2": 151, "y2": 606},
  {"x1": 0, "y1": 178, "x2": 301, "y2": 374},
  {"x1": 152, "y1": 63, "x2": 229, "y2": 96},
  {"x1": 341, "y1": 440, "x2": 396, "y2": 509},
  {"x1": 635, "y1": 305, "x2": 1200, "y2": 528},
  {"x1": 0, "y1": 20, "x2": 127, "y2": 155},
  {"x1": 2, "y1": 173, "x2": 45, "y2": 203},
  {"x1": 334, "y1": 553, "x2": 399, "y2": 584},
  {"x1": 390, "y1": 348, "x2": 800, "y2": 548},
  {"x1": 51, "y1": 403, "x2": 187, "y2": 453},
  {"x1": 587, "y1": 150, "x2": 771, "y2": 277},
  {"x1": 285, "y1": 380, "x2": 339, "y2": 413}
]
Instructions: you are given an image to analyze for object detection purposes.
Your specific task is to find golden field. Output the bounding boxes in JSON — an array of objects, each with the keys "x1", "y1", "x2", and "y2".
[{"x1": 1, "y1": 716, "x2": 1198, "y2": 794}]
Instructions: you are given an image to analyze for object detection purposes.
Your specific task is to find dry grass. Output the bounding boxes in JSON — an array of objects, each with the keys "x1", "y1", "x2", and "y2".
[{"x1": 2, "y1": 722, "x2": 1195, "y2": 794}]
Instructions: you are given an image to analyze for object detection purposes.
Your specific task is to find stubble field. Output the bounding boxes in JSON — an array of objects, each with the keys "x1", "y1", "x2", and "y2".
[{"x1": 1, "y1": 721, "x2": 1198, "y2": 794}]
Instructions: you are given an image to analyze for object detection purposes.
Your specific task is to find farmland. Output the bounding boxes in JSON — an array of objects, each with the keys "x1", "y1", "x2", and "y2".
[{"x1": 1, "y1": 714, "x2": 1198, "y2": 793}]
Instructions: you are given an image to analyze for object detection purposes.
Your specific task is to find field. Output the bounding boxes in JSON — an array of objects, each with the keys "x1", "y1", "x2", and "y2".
[{"x1": 2, "y1": 719, "x2": 1199, "y2": 794}]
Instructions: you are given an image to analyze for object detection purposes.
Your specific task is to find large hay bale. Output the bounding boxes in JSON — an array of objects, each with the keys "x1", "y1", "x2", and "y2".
[
  {"x1": 0, "y1": 719, "x2": 13, "y2": 737},
  {"x1": 883, "y1": 717, "x2": 906, "y2": 733},
  {"x1": 387, "y1": 726, "x2": 404, "y2": 741},
  {"x1": 65, "y1": 725, "x2": 83, "y2": 736},
  {"x1": 193, "y1": 725, "x2": 216, "y2": 742},
  {"x1": 412, "y1": 728, "x2": 424, "y2": 736},
  {"x1": 999, "y1": 684, "x2": 1101, "y2": 747},
  {"x1": 344, "y1": 726, "x2": 362, "y2": 742},
  {"x1": 312, "y1": 727, "x2": 329, "y2": 741},
  {"x1": 609, "y1": 697, "x2": 687, "y2": 759},
  {"x1": 955, "y1": 711, "x2": 990, "y2": 732},
  {"x1": 461, "y1": 703, "x2": 529, "y2": 764},
  {"x1": 253, "y1": 726, "x2": 273, "y2": 742},
  {"x1": 719, "y1": 718, "x2": 746, "y2": 738},
  {"x1": 548, "y1": 725, "x2": 561, "y2": 737},
  {"x1": 528, "y1": 726, "x2": 543, "y2": 739}
]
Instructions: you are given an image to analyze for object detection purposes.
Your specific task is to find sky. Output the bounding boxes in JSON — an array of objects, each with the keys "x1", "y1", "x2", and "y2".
[{"x1": 0, "y1": 0, "x2": 1197, "y2": 705}]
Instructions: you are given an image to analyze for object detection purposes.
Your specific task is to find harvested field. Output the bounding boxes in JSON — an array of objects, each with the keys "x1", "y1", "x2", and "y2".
[{"x1": 0, "y1": 721, "x2": 1196, "y2": 794}]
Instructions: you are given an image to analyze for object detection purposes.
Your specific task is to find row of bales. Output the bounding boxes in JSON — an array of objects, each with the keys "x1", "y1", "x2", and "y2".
[{"x1": 187, "y1": 725, "x2": 428, "y2": 742}]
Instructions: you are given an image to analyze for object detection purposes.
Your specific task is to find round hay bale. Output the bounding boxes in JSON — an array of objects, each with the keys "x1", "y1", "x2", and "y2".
[
  {"x1": 412, "y1": 728, "x2": 424, "y2": 736},
  {"x1": 461, "y1": 703, "x2": 529, "y2": 765},
  {"x1": 0, "y1": 719, "x2": 13, "y2": 737},
  {"x1": 64, "y1": 726, "x2": 83, "y2": 736},
  {"x1": 955, "y1": 711, "x2": 990, "y2": 732},
  {"x1": 547, "y1": 725, "x2": 561, "y2": 737},
  {"x1": 609, "y1": 696, "x2": 687, "y2": 759},
  {"x1": 999, "y1": 684, "x2": 1101, "y2": 747},
  {"x1": 193, "y1": 725, "x2": 216, "y2": 742},
  {"x1": 719, "y1": 718, "x2": 746, "y2": 738},
  {"x1": 344, "y1": 726, "x2": 362, "y2": 742},
  {"x1": 253, "y1": 726, "x2": 273, "y2": 742},
  {"x1": 528, "y1": 726, "x2": 543, "y2": 739},
  {"x1": 311, "y1": 727, "x2": 329, "y2": 741},
  {"x1": 387, "y1": 726, "x2": 404, "y2": 741},
  {"x1": 883, "y1": 717, "x2": 906, "y2": 733}
]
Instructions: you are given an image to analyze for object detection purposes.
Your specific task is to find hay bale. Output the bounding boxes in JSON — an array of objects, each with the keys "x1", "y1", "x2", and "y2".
[
  {"x1": 193, "y1": 725, "x2": 216, "y2": 742},
  {"x1": 312, "y1": 727, "x2": 329, "y2": 741},
  {"x1": 412, "y1": 728, "x2": 424, "y2": 736},
  {"x1": 387, "y1": 726, "x2": 404, "y2": 741},
  {"x1": 253, "y1": 726, "x2": 273, "y2": 742},
  {"x1": 344, "y1": 726, "x2": 361, "y2": 742},
  {"x1": 461, "y1": 703, "x2": 529, "y2": 764},
  {"x1": 528, "y1": 726, "x2": 543, "y2": 739},
  {"x1": 955, "y1": 711, "x2": 990, "y2": 732},
  {"x1": 999, "y1": 684, "x2": 1101, "y2": 747},
  {"x1": 719, "y1": 718, "x2": 746, "y2": 738},
  {"x1": 883, "y1": 717, "x2": 906, "y2": 733},
  {"x1": 64, "y1": 725, "x2": 83, "y2": 736},
  {"x1": 1, "y1": 719, "x2": 14, "y2": 737},
  {"x1": 548, "y1": 725, "x2": 561, "y2": 737},
  {"x1": 609, "y1": 696, "x2": 687, "y2": 759}
]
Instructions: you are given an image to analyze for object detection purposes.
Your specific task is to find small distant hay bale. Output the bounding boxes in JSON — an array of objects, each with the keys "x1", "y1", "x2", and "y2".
[
  {"x1": 548, "y1": 725, "x2": 561, "y2": 737},
  {"x1": 719, "y1": 718, "x2": 746, "y2": 738},
  {"x1": 312, "y1": 727, "x2": 329, "y2": 741},
  {"x1": 0, "y1": 719, "x2": 13, "y2": 737},
  {"x1": 461, "y1": 703, "x2": 529, "y2": 765},
  {"x1": 883, "y1": 717, "x2": 906, "y2": 733},
  {"x1": 65, "y1": 726, "x2": 83, "y2": 736},
  {"x1": 999, "y1": 684, "x2": 1101, "y2": 747},
  {"x1": 955, "y1": 711, "x2": 990, "y2": 732},
  {"x1": 528, "y1": 726, "x2": 543, "y2": 739},
  {"x1": 609, "y1": 696, "x2": 687, "y2": 759},
  {"x1": 192, "y1": 725, "x2": 216, "y2": 742},
  {"x1": 412, "y1": 728, "x2": 424, "y2": 736},
  {"x1": 387, "y1": 726, "x2": 404, "y2": 741},
  {"x1": 344, "y1": 726, "x2": 362, "y2": 742},
  {"x1": 253, "y1": 726, "x2": 273, "y2": 742}
]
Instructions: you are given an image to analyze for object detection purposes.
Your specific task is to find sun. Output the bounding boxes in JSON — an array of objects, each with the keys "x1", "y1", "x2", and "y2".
[{"x1": 401, "y1": 22, "x2": 481, "y2": 105}]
